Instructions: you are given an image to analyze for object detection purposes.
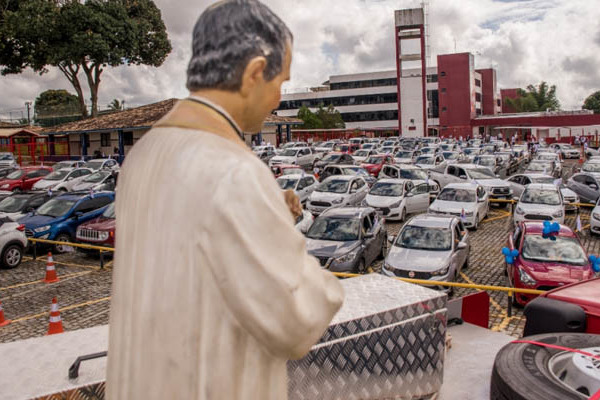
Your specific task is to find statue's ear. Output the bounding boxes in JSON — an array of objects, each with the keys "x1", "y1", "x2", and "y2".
[{"x1": 240, "y1": 56, "x2": 268, "y2": 97}]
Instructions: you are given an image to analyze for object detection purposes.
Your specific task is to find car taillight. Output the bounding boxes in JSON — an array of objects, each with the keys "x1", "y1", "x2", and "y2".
[
  {"x1": 109, "y1": 231, "x2": 114, "y2": 238},
  {"x1": 16, "y1": 225, "x2": 25, "y2": 232}
]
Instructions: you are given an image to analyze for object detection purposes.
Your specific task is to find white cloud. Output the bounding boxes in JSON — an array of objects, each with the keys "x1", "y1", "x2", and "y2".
[{"x1": 0, "y1": 0, "x2": 598, "y2": 121}]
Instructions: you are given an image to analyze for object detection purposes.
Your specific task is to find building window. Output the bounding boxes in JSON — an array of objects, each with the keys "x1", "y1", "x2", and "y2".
[
  {"x1": 476, "y1": 108, "x2": 482, "y2": 116},
  {"x1": 475, "y1": 79, "x2": 481, "y2": 87},
  {"x1": 441, "y1": 88, "x2": 446, "y2": 93},
  {"x1": 497, "y1": 99, "x2": 501, "y2": 107},
  {"x1": 440, "y1": 71, "x2": 446, "y2": 77},
  {"x1": 426, "y1": 74, "x2": 438, "y2": 83},
  {"x1": 123, "y1": 131, "x2": 134, "y2": 146},
  {"x1": 101, "y1": 132, "x2": 111, "y2": 147},
  {"x1": 442, "y1": 107, "x2": 447, "y2": 112},
  {"x1": 475, "y1": 93, "x2": 482, "y2": 102}
]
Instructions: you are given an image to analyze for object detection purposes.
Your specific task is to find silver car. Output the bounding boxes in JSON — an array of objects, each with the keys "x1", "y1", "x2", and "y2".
[
  {"x1": 382, "y1": 214, "x2": 470, "y2": 294},
  {"x1": 307, "y1": 175, "x2": 369, "y2": 215},
  {"x1": 0, "y1": 218, "x2": 28, "y2": 269}
]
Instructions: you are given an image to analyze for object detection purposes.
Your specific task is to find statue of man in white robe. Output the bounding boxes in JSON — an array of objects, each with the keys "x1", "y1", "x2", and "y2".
[{"x1": 106, "y1": 1, "x2": 344, "y2": 399}]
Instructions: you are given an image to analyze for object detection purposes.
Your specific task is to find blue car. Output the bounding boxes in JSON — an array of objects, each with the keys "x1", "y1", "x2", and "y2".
[{"x1": 19, "y1": 191, "x2": 115, "y2": 253}]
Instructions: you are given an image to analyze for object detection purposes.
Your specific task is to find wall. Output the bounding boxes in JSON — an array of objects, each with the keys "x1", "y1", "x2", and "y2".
[
  {"x1": 476, "y1": 68, "x2": 498, "y2": 116},
  {"x1": 438, "y1": 53, "x2": 474, "y2": 138},
  {"x1": 400, "y1": 75, "x2": 425, "y2": 137},
  {"x1": 500, "y1": 89, "x2": 520, "y2": 113}
]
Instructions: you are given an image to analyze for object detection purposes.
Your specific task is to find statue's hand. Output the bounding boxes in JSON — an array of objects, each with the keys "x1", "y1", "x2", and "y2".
[{"x1": 284, "y1": 190, "x2": 303, "y2": 220}]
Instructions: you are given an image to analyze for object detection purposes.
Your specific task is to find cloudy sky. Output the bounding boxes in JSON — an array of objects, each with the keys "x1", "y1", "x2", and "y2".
[{"x1": 1, "y1": 0, "x2": 599, "y2": 121}]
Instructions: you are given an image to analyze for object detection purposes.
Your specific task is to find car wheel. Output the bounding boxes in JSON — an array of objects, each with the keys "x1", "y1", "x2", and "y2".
[
  {"x1": 463, "y1": 254, "x2": 469, "y2": 270},
  {"x1": 12, "y1": 187, "x2": 21, "y2": 193},
  {"x1": 472, "y1": 214, "x2": 479, "y2": 231},
  {"x1": 400, "y1": 207, "x2": 406, "y2": 222},
  {"x1": 54, "y1": 234, "x2": 72, "y2": 254},
  {"x1": 378, "y1": 236, "x2": 388, "y2": 260},
  {"x1": 356, "y1": 259, "x2": 366, "y2": 274},
  {"x1": 1, "y1": 244, "x2": 23, "y2": 269},
  {"x1": 491, "y1": 333, "x2": 600, "y2": 400}
]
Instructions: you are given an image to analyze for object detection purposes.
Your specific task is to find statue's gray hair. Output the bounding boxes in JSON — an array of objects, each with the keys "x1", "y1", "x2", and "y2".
[{"x1": 186, "y1": 0, "x2": 293, "y2": 92}]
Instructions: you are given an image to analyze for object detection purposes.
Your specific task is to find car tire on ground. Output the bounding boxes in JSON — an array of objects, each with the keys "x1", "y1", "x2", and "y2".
[
  {"x1": 472, "y1": 214, "x2": 479, "y2": 231},
  {"x1": 12, "y1": 188, "x2": 21, "y2": 193},
  {"x1": 378, "y1": 236, "x2": 388, "y2": 260},
  {"x1": 356, "y1": 259, "x2": 366, "y2": 274},
  {"x1": 54, "y1": 233, "x2": 72, "y2": 254},
  {"x1": 400, "y1": 207, "x2": 406, "y2": 222},
  {"x1": 491, "y1": 333, "x2": 600, "y2": 400},
  {"x1": 1, "y1": 243, "x2": 23, "y2": 269}
]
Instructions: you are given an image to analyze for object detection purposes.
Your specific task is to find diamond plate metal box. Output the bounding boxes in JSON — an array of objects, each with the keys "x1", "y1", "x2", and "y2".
[{"x1": 287, "y1": 274, "x2": 447, "y2": 400}]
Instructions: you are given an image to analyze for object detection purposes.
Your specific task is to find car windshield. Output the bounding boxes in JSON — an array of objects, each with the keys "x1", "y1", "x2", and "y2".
[
  {"x1": 527, "y1": 162, "x2": 552, "y2": 172},
  {"x1": 396, "y1": 226, "x2": 452, "y2": 251},
  {"x1": 437, "y1": 188, "x2": 475, "y2": 202},
  {"x1": 354, "y1": 150, "x2": 369, "y2": 157},
  {"x1": 306, "y1": 217, "x2": 360, "y2": 241},
  {"x1": 0, "y1": 196, "x2": 29, "y2": 212},
  {"x1": 44, "y1": 170, "x2": 70, "y2": 181},
  {"x1": 582, "y1": 163, "x2": 600, "y2": 173},
  {"x1": 281, "y1": 149, "x2": 299, "y2": 157},
  {"x1": 364, "y1": 156, "x2": 383, "y2": 164},
  {"x1": 440, "y1": 145, "x2": 451, "y2": 151},
  {"x1": 464, "y1": 148, "x2": 478, "y2": 155},
  {"x1": 53, "y1": 162, "x2": 73, "y2": 170},
  {"x1": 369, "y1": 182, "x2": 403, "y2": 197},
  {"x1": 6, "y1": 170, "x2": 25, "y2": 179},
  {"x1": 342, "y1": 167, "x2": 369, "y2": 176},
  {"x1": 321, "y1": 154, "x2": 341, "y2": 162},
  {"x1": 522, "y1": 235, "x2": 588, "y2": 265},
  {"x1": 467, "y1": 168, "x2": 495, "y2": 179},
  {"x1": 395, "y1": 151, "x2": 413, "y2": 158},
  {"x1": 0, "y1": 154, "x2": 13, "y2": 161},
  {"x1": 36, "y1": 198, "x2": 76, "y2": 218},
  {"x1": 316, "y1": 179, "x2": 349, "y2": 194},
  {"x1": 84, "y1": 171, "x2": 109, "y2": 183},
  {"x1": 321, "y1": 143, "x2": 335, "y2": 149},
  {"x1": 416, "y1": 156, "x2": 433, "y2": 164},
  {"x1": 538, "y1": 154, "x2": 557, "y2": 161},
  {"x1": 399, "y1": 169, "x2": 428, "y2": 180},
  {"x1": 443, "y1": 152, "x2": 459, "y2": 160},
  {"x1": 421, "y1": 147, "x2": 435, "y2": 154},
  {"x1": 277, "y1": 178, "x2": 298, "y2": 190},
  {"x1": 475, "y1": 157, "x2": 495, "y2": 166},
  {"x1": 521, "y1": 189, "x2": 561, "y2": 205},
  {"x1": 335, "y1": 145, "x2": 350, "y2": 152},
  {"x1": 85, "y1": 161, "x2": 104, "y2": 170},
  {"x1": 102, "y1": 203, "x2": 115, "y2": 218}
]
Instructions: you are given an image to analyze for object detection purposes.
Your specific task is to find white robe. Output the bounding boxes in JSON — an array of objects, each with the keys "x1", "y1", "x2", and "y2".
[{"x1": 107, "y1": 127, "x2": 344, "y2": 399}]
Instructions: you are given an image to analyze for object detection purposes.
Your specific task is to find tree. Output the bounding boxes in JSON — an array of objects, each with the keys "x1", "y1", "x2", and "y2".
[
  {"x1": 505, "y1": 82, "x2": 561, "y2": 113},
  {"x1": 297, "y1": 104, "x2": 345, "y2": 129},
  {"x1": 583, "y1": 91, "x2": 600, "y2": 114},
  {"x1": 108, "y1": 99, "x2": 124, "y2": 111},
  {"x1": 297, "y1": 106, "x2": 323, "y2": 129},
  {"x1": 0, "y1": 0, "x2": 171, "y2": 118},
  {"x1": 34, "y1": 89, "x2": 81, "y2": 120}
]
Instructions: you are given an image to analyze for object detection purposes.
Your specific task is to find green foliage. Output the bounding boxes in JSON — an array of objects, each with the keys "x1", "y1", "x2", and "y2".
[
  {"x1": 505, "y1": 82, "x2": 561, "y2": 113},
  {"x1": 108, "y1": 99, "x2": 124, "y2": 111},
  {"x1": 0, "y1": 0, "x2": 172, "y2": 118},
  {"x1": 297, "y1": 104, "x2": 345, "y2": 129},
  {"x1": 34, "y1": 89, "x2": 80, "y2": 118},
  {"x1": 583, "y1": 91, "x2": 600, "y2": 114}
]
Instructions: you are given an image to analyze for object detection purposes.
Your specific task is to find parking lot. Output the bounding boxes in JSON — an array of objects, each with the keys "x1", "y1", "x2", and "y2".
[{"x1": 0, "y1": 160, "x2": 597, "y2": 343}]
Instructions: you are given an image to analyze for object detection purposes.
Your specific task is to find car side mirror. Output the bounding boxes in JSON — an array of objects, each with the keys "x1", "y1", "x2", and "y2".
[
  {"x1": 350, "y1": 188, "x2": 357, "y2": 194},
  {"x1": 457, "y1": 242, "x2": 467, "y2": 250}
]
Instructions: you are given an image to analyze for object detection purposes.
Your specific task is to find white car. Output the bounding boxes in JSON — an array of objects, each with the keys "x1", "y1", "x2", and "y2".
[
  {"x1": 513, "y1": 183, "x2": 565, "y2": 225},
  {"x1": 580, "y1": 160, "x2": 600, "y2": 180},
  {"x1": 313, "y1": 141, "x2": 337, "y2": 154},
  {"x1": 84, "y1": 158, "x2": 120, "y2": 171},
  {"x1": 363, "y1": 179, "x2": 429, "y2": 221},
  {"x1": 307, "y1": 175, "x2": 368, "y2": 215},
  {"x1": 428, "y1": 183, "x2": 489, "y2": 230},
  {"x1": 52, "y1": 160, "x2": 87, "y2": 171},
  {"x1": 352, "y1": 149, "x2": 378, "y2": 164},
  {"x1": 0, "y1": 218, "x2": 28, "y2": 269},
  {"x1": 295, "y1": 210, "x2": 314, "y2": 234},
  {"x1": 525, "y1": 160, "x2": 560, "y2": 177},
  {"x1": 252, "y1": 145, "x2": 276, "y2": 154},
  {"x1": 276, "y1": 174, "x2": 319, "y2": 205},
  {"x1": 269, "y1": 147, "x2": 318, "y2": 169},
  {"x1": 0, "y1": 152, "x2": 18, "y2": 169},
  {"x1": 505, "y1": 173, "x2": 579, "y2": 211},
  {"x1": 549, "y1": 143, "x2": 581, "y2": 159},
  {"x1": 415, "y1": 154, "x2": 446, "y2": 171},
  {"x1": 393, "y1": 150, "x2": 420, "y2": 164},
  {"x1": 32, "y1": 168, "x2": 93, "y2": 191}
]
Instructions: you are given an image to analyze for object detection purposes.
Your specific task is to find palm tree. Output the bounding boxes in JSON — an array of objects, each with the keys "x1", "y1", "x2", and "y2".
[
  {"x1": 505, "y1": 82, "x2": 561, "y2": 113},
  {"x1": 108, "y1": 99, "x2": 124, "y2": 111}
]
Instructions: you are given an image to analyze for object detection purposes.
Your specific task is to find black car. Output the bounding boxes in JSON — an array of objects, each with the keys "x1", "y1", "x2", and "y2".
[{"x1": 304, "y1": 207, "x2": 387, "y2": 273}]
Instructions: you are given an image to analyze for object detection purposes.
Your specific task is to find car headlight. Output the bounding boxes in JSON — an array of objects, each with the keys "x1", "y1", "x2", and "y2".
[
  {"x1": 98, "y1": 231, "x2": 109, "y2": 241},
  {"x1": 465, "y1": 211, "x2": 474, "y2": 217},
  {"x1": 0, "y1": 184, "x2": 8, "y2": 189},
  {"x1": 431, "y1": 264, "x2": 450, "y2": 276},
  {"x1": 518, "y1": 268, "x2": 537, "y2": 286},
  {"x1": 34, "y1": 225, "x2": 51, "y2": 233},
  {"x1": 335, "y1": 248, "x2": 361, "y2": 263},
  {"x1": 515, "y1": 206, "x2": 525, "y2": 215},
  {"x1": 331, "y1": 198, "x2": 343, "y2": 205},
  {"x1": 593, "y1": 212, "x2": 600, "y2": 221},
  {"x1": 390, "y1": 200, "x2": 402, "y2": 208},
  {"x1": 553, "y1": 210, "x2": 564, "y2": 218}
]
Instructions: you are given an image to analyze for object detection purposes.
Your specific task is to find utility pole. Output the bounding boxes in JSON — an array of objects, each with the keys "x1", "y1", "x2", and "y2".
[{"x1": 25, "y1": 101, "x2": 32, "y2": 125}]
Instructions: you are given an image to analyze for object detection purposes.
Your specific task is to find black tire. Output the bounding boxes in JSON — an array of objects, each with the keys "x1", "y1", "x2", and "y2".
[
  {"x1": 356, "y1": 259, "x2": 366, "y2": 274},
  {"x1": 463, "y1": 254, "x2": 469, "y2": 270},
  {"x1": 1, "y1": 243, "x2": 23, "y2": 269},
  {"x1": 12, "y1": 187, "x2": 21, "y2": 193},
  {"x1": 491, "y1": 333, "x2": 600, "y2": 400},
  {"x1": 54, "y1": 233, "x2": 72, "y2": 254},
  {"x1": 400, "y1": 207, "x2": 406, "y2": 222},
  {"x1": 472, "y1": 214, "x2": 479, "y2": 231}
]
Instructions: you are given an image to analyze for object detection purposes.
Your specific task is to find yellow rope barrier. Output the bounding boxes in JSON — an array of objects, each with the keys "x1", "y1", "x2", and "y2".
[{"x1": 28, "y1": 238, "x2": 114, "y2": 252}]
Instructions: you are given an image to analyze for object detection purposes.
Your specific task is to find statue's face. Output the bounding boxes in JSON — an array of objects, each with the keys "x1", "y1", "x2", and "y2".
[{"x1": 245, "y1": 41, "x2": 292, "y2": 133}]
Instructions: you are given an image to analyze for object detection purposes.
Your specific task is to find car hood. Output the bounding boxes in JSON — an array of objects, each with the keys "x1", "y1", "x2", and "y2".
[
  {"x1": 271, "y1": 156, "x2": 296, "y2": 163},
  {"x1": 19, "y1": 213, "x2": 60, "y2": 228},
  {"x1": 79, "y1": 216, "x2": 115, "y2": 231},
  {"x1": 416, "y1": 164, "x2": 436, "y2": 170},
  {"x1": 560, "y1": 187, "x2": 578, "y2": 198},
  {"x1": 365, "y1": 194, "x2": 402, "y2": 208},
  {"x1": 386, "y1": 246, "x2": 451, "y2": 272},
  {"x1": 314, "y1": 160, "x2": 333, "y2": 168},
  {"x1": 310, "y1": 191, "x2": 347, "y2": 202},
  {"x1": 306, "y1": 239, "x2": 360, "y2": 258},
  {"x1": 33, "y1": 180, "x2": 59, "y2": 189},
  {"x1": 516, "y1": 202, "x2": 562, "y2": 214},
  {"x1": 395, "y1": 157, "x2": 412, "y2": 163},
  {"x1": 429, "y1": 200, "x2": 476, "y2": 214},
  {"x1": 473, "y1": 178, "x2": 508, "y2": 188},
  {"x1": 520, "y1": 259, "x2": 592, "y2": 282},
  {"x1": 72, "y1": 181, "x2": 96, "y2": 191},
  {"x1": 353, "y1": 156, "x2": 367, "y2": 163}
]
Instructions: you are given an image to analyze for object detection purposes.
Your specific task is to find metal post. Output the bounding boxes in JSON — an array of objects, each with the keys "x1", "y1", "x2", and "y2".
[
  {"x1": 507, "y1": 290, "x2": 513, "y2": 317},
  {"x1": 99, "y1": 251, "x2": 104, "y2": 269}
]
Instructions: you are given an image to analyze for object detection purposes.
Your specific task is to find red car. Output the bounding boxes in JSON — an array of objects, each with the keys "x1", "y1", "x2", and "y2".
[
  {"x1": 76, "y1": 202, "x2": 115, "y2": 251},
  {"x1": 0, "y1": 166, "x2": 52, "y2": 192},
  {"x1": 360, "y1": 154, "x2": 394, "y2": 176},
  {"x1": 506, "y1": 222, "x2": 593, "y2": 306}
]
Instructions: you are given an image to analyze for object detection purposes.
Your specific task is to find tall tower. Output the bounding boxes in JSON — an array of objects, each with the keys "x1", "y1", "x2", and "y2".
[{"x1": 394, "y1": 8, "x2": 428, "y2": 137}]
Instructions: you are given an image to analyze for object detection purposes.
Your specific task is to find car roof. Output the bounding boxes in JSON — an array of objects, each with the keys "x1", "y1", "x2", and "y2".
[
  {"x1": 321, "y1": 206, "x2": 374, "y2": 218},
  {"x1": 444, "y1": 182, "x2": 479, "y2": 190},
  {"x1": 524, "y1": 183, "x2": 559, "y2": 190},
  {"x1": 522, "y1": 222, "x2": 576, "y2": 237},
  {"x1": 322, "y1": 175, "x2": 357, "y2": 182},
  {"x1": 406, "y1": 214, "x2": 455, "y2": 229},
  {"x1": 376, "y1": 178, "x2": 410, "y2": 184},
  {"x1": 276, "y1": 174, "x2": 305, "y2": 179}
]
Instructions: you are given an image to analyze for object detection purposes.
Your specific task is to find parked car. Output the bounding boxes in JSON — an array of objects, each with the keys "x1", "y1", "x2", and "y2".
[
  {"x1": 52, "y1": 160, "x2": 87, "y2": 171},
  {"x1": 473, "y1": 155, "x2": 505, "y2": 177},
  {"x1": 269, "y1": 147, "x2": 319, "y2": 169},
  {"x1": 514, "y1": 183, "x2": 565, "y2": 225},
  {"x1": 313, "y1": 141, "x2": 337, "y2": 154},
  {"x1": 506, "y1": 222, "x2": 593, "y2": 306},
  {"x1": 20, "y1": 191, "x2": 115, "y2": 253},
  {"x1": 305, "y1": 207, "x2": 386, "y2": 273},
  {"x1": 313, "y1": 152, "x2": 355, "y2": 173},
  {"x1": 0, "y1": 166, "x2": 52, "y2": 193},
  {"x1": 84, "y1": 158, "x2": 119, "y2": 171},
  {"x1": 590, "y1": 197, "x2": 600, "y2": 235},
  {"x1": 566, "y1": 172, "x2": 600, "y2": 203},
  {"x1": 0, "y1": 167, "x2": 18, "y2": 180},
  {"x1": 441, "y1": 151, "x2": 465, "y2": 165},
  {"x1": 333, "y1": 143, "x2": 359, "y2": 154},
  {"x1": 419, "y1": 146, "x2": 440, "y2": 155},
  {"x1": 428, "y1": 183, "x2": 489, "y2": 230},
  {"x1": 414, "y1": 154, "x2": 446, "y2": 171},
  {"x1": 352, "y1": 149, "x2": 378, "y2": 164},
  {"x1": 378, "y1": 164, "x2": 440, "y2": 197},
  {"x1": 506, "y1": 173, "x2": 579, "y2": 211},
  {"x1": 32, "y1": 168, "x2": 93, "y2": 191},
  {"x1": 318, "y1": 165, "x2": 376, "y2": 186},
  {"x1": 75, "y1": 202, "x2": 116, "y2": 251},
  {"x1": 439, "y1": 143, "x2": 459, "y2": 152},
  {"x1": 524, "y1": 160, "x2": 559, "y2": 177},
  {"x1": 307, "y1": 175, "x2": 368, "y2": 215},
  {"x1": 360, "y1": 154, "x2": 394, "y2": 177},
  {"x1": 294, "y1": 209, "x2": 314, "y2": 234},
  {"x1": 462, "y1": 147, "x2": 481, "y2": 163},
  {"x1": 0, "y1": 153, "x2": 17, "y2": 169},
  {"x1": 363, "y1": 179, "x2": 430, "y2": 221},
  {"x1": 549, "y1": 143, "x2": 581, "y2": 159},
  {"x1": 0, "y1": 217, "x2": 27, "y2": 269},
  {"x1": 383, "y1": 214, "x2": 470, "y2": 294},
  {"x1": 270, "y1": 164, "x2": 304, "y2": 178},
  {"x1": 393, "y1": 150, "x2": 420, "y2": 164},
  {"x1": 0, "y1": 192, "x2": 56, "y2": 221},
  {"x1": 252, "y1": 144, "x2": 276, "y2": 154},
  {"x1": 579, "y1": 160, "x2": 600, "y2": 180},
  {"x1": 255, "y1": 149, "x2": 277, "y2": 164},
  {"x1": 276, "y1": 174, "x2": 319, "y2": 205},
  {"x1": 70, "y1": 170, "x2": 117, "y2": 192}
]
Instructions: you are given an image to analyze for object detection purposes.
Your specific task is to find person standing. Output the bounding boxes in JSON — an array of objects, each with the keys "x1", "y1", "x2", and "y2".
[{"x1": 107, "y1": 2, "x2": 344, "y2": 399}]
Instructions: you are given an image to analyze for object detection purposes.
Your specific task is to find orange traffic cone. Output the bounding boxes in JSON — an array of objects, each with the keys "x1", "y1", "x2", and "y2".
[
  {"x1": 0, "y1": 300, "x2": 11, "y2": 327},
  {"x1": 42, "y1": 252, "x2": 59, "y2": 283},
  {"x1": 47, "y1": 297, "x2": 64, "y2": 335}
]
